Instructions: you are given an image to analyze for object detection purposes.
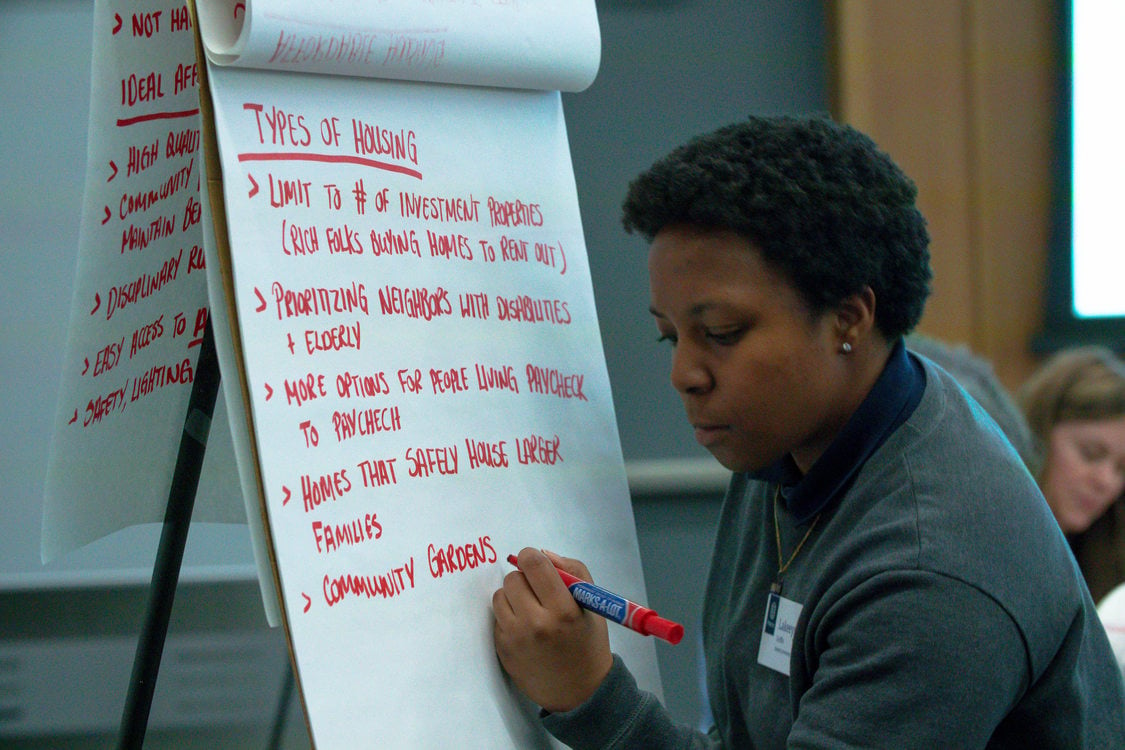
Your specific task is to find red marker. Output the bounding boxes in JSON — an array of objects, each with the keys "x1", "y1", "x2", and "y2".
[{"x1": 507, "y1": 554, "x2": 684, "y2": 645}]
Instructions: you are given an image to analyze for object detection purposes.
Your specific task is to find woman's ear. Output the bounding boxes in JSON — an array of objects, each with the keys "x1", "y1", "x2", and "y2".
[{"x1": 835, "y1": 286, "x2": 877, "y2": 351}]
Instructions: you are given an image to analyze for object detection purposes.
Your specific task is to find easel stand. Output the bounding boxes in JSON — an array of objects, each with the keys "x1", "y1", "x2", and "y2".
[{"x1": 117, "y1": 320, "x2": 221, "y2": 750}]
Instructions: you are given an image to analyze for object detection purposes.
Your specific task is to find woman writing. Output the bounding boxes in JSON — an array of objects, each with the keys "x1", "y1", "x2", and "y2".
[{"x1": 493, "y1": 115, "x2": 1125, "y2": 748}]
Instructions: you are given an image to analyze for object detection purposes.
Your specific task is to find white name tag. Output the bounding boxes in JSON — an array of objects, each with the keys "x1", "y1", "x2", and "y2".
[{"x1": 758, "y1": 590, "x2": 802, "y2": 676}]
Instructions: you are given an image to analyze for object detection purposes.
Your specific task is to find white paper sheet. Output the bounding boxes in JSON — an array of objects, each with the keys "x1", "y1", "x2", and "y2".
[
  {"x1": 198, "y1": 0, "x2": 663, "y2": 745},
  {"x1": 43, "y1": 0, "x2": 244, "y2": 563},
  {"x1": 204, "y1": 63, "x2": 662, "y2": 748},
  {"x1": 195, "y1": 0, "x2": 600, "y2": 91}
]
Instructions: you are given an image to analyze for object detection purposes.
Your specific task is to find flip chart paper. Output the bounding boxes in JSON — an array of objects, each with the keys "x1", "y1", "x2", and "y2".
[
  {"x1": 43, "y1": 0, "x2": 244, "y2": 563},
  {"x1": 197, "y1": 0, "x2": 662, "y2": 745},
  {"x1": 204, "y1": 66, "x2": 662, "y2": 750},
  {"x1": 195, "y1": 0, "x2": 601, "y2": 91}
]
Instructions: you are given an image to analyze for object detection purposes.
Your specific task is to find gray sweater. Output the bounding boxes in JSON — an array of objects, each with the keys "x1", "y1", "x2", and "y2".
[{"x1": 544, "y1": 354, "x2": 1125, "y2": 748}]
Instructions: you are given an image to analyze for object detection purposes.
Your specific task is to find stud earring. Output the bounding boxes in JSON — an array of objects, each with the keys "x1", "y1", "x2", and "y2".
[{"x1": 841, "y1": 342, "x2": 853, "y2": 354}]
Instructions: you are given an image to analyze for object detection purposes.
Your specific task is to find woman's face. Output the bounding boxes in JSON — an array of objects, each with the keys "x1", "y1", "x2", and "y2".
[
  {"x1": 1042, "y1": 416, "x2": 1125, "y2": 534},
  {"x1": 648, "y1": 225, "x2": 859, "y2": 474}
]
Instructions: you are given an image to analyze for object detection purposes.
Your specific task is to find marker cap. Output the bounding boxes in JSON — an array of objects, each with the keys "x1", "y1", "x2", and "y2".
[{"x1": 643, "y1": 614, "x2": 684, "y2": 645}]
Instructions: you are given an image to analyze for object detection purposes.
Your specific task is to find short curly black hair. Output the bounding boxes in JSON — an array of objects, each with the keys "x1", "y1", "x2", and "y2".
[{"x1": 622, "y1": 115, "x2": 932, "y2": 339}]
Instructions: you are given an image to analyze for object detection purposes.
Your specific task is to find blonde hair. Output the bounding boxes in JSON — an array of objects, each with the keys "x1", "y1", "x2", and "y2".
[{"x1": 1018, "y1": 345, "x2": 1125, "y2": 479}]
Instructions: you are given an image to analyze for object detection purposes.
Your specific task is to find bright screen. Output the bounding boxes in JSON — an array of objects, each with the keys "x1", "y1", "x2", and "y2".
[{"x1": 1071, "y1": 0, "x2": 1125, "y2": 318}]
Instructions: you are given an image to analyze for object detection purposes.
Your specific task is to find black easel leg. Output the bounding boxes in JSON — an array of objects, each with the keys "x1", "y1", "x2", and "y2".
[
  {"x1": 117, "y1": 319, "x2": 221, "y2": 750},
  {"x1": 267, "y1": 662, "x2": 296, "y2": 750}
]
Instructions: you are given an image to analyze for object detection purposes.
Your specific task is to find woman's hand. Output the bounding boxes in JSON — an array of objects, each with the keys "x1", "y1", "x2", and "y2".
[{"x1": 492, "y1": 547, "x2": 613, "y2": 712}]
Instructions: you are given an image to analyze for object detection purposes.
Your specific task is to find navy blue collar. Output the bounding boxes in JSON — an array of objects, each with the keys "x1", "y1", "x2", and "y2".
[{"x1": 753, "y1": 339, "x2": 925, "y2": 524}]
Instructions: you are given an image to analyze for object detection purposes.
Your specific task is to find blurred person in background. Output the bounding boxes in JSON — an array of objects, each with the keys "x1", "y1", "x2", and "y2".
[
  {"x1": 1018, "y1": 345, "x2": 1125, "y2": 603},
  {"x1": 907, "y1": 335, "x2": 1037, "y2": 469}
]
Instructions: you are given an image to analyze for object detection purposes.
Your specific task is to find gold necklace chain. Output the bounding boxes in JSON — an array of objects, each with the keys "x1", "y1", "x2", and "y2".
[{"x1": 772, "y1": 485, "x2": 821, "y2": 584}]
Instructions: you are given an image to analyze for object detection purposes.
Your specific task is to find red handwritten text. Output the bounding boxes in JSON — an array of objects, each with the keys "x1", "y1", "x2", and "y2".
[
  {"x1": 357, "y1": 456, "x2": 398, "y2": 488},
  {"x1": 406, "y1": 445, "x2": 458, "y2": 477},
  {"x1": 494, "y1": 294, "x2": 571, "y2": 325},
  {"x1": 427, "y1": 535, "x2": 496, "y2": 579},
  {"x1": 304, "y1": 321, "x2": 361, "y2": 354},
  {"x1": 285, "y1": 373, "x2": 327, "y2": 406},
  {"x1": 270, "y1": 280, "x2": 367, "y2": 319},
  {"x1": 514, "y1": 433, "x2": 563, "y2": 466},
  {"x1": 106, "y1": 248, "x2": 183, "y2": 320},
  {"x1": 301, "y1": 467, "x2": 352, "y2": 512},
  {"x1": 369, "y1": 227, "x2": 420, "y2": 257},
  {"x1": 464, "y1": 437, "x2": 508, "y2": 470},
  {"x1": 336, "y1": 369, "x2": 390, "y2": 399},
  {"x1": 474, "y1": 363, "x2": 519, "y2": 393},
  {"x1": 245, "y1": 103, "x2": 312, "y2": 147},
  {"x1": 311, "y1": 511, "x2": 381, "y2": 554},
  {"x1": 525, "y1": 364, "x2": 587, "y2": 401},
  {"x1": 84, "y1": 381, "x2": 128, "y2": 426},
  {"x1": 399, "y1": 191, "x2": 479, "y2": 223},
  {"x1": 128, "y1": 315, "x2": 165, "y2": 359},
  {"x1": 120, "y1": 70, "x2": 164, "y2": 107},
  {"x1": 130, "y1": 357, "x2": 193, "y2": 403},
  {"x1": 322, "y1": 556, "x2": 416, "y2": 607},
  {"x1": 488, "y1": 197, "x2": 543, "y2": 227},
  {"x1": 332, "y1": 406, "x2": 403, "y2": 441},
  {"x1": 377, "y1": 285, "x2": 452, "y2": 320}
]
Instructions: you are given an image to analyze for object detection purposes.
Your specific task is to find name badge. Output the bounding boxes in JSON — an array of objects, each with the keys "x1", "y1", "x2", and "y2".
[{"x1": 758, "y1": 590, "x2": 802, "y2": 676}]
